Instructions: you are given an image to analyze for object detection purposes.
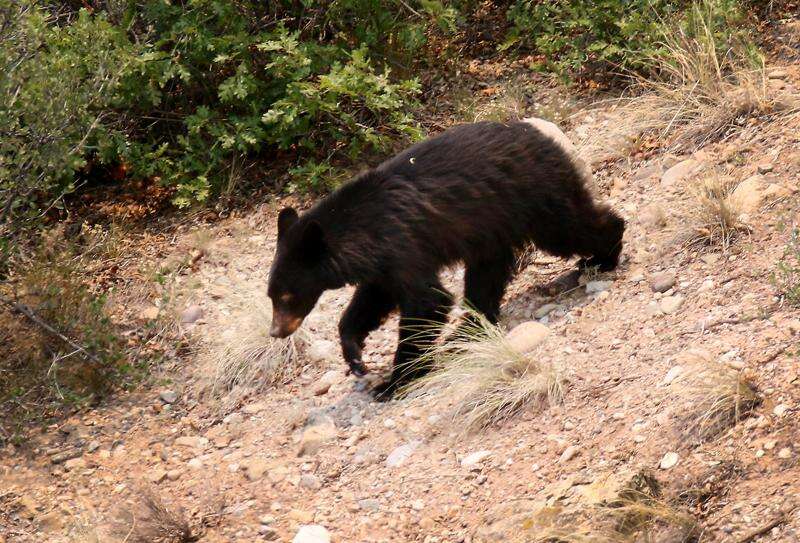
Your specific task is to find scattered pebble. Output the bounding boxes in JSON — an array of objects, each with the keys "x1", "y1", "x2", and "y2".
[
  {"x1": 659, "y1": 295, "x2": 685, "y2": 315},
  {"x1": 159, "y1": 390, "x2": 178, "y2": 404},
  {"x1": 650, "y1": 272, "x2": 676, "y2": 293},
  {"x1": 386, "y1": 441, "x2": 422, "y2": 468},
  {"x1": 586, "y1": 280, "x2": 613, "y2": 294},
  {"x1": 663, "y1": 366, "x2": 684, "y2": 385},
  {"x1": 180, "y1": 304, "x2": 203, "y2": 324},
  {"x1": 461, "y1": 450, "x2": 492, "y2": 468},
  {"x1": 778, "y1": 448, "x2": 792, "y2": 459},
  {"x1": 559, "y1": 446, "x2": 580, "y2": 463},
  {"x1": 660, "y1": 452, "x2": 679, "y2": 469}
]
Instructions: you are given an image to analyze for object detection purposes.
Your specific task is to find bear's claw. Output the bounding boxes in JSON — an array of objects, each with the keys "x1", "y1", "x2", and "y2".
[{"x1": 347, "y1": 359, "x2": 368, "y2": 377}]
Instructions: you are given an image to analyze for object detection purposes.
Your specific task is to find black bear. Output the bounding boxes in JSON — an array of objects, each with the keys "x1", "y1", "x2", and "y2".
[{"x1": 268, "y1": 120, "x2": 624, "y2": 399}]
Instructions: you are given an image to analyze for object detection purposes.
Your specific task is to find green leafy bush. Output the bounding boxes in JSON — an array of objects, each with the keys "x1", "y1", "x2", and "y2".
[
  {"x1": 504, "y1": 0, "x2": 754, "y2": 80},
  {"x1": 0, "y1": 3, "x2": 136, "y2": 236}
]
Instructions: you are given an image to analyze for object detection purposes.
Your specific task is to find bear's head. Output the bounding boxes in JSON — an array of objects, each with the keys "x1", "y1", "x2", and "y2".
[{"x1": 267, "y1": 207, "x2": 330, "y2": 338}]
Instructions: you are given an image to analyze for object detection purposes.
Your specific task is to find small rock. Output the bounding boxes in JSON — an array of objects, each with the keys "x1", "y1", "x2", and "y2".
[
  {"x1": 159, "y1": 390, "x2": 178, "y2": 404},
  {"x1": 310, "y1": 370, "x2": 340, "y2": 396},
  {"x1": 86, "y1": 440, "x2": 101, "y2": 453},
  {"x1": 757, "y1": 163, "x2": 774, "y2": 174},
  {"x1": 386, "y1": 441, "x2": 422, "y2": 468},
  {"x1": 534, "y1": 303, "x2": 560, "y2": 320},
  {"x1": 64, "y1": 458, "x2": 86, "y2": 472},
  {"x1": 659, "y1": 295, "x2": 685, "y2": 315},
  {"x1": 243, "y1": 457, "x2": 270, "y2": 481},
  {"x1": 663, "y1": 366, "x2": 684, "y2": 385},
  {"x1": 645, "y1": 301, "x2": 663, "y2": 317},
  {"x1": 732, "y1": 175, "x2": 766, "y2": 214},
  {"x1": 778, "y1": 448, "x2": 792, "y2": 459},
  {"x1": 559, "y1": 446, "x2": 580, "y2": 463},
  {"x1": 650, "y1": 272, "x2": 676, "y2": 293},
  {"x1": 187, "y1": 458, "x2": 203, "y2": 470},
  {"x1": 51, "y1": 449, "x2": 81, "y2": 465},
  {"x1": 640, "y1": 204, "x2": 667, "y2": 229},
  {"x1": 298, "y1": 421, "x2": 337, "y2": 457},
  {"x1": 306, "y1": 340, "x2": 337, "y2": 365},
  {"x1": 292, "y1": 525, "x2": 330, "y2": 543},
  {"x1": 763, "y1": 440, "x2": 777, "y2": 451},
  {"x1": 411, "y1": 499, "x2": 425, "y2": 511},
  {"x1": 180, "y1": 304, "x2": 203, "y2": 324},
  {"x1": 288, "y1": 510, "x2": 314, "y2": 523},
  {"x1": 174, "y1": 436, "x2": 208, "y2": 449},
  {"x1": 383, "y1": 418, "x2": 396, "y2": 429},
  {"x1": 461, "y1": 450, "x2": 492, "y2": 468},
  {"x1": 661, "y1": 159, "x2": 701, "y2": 186},
  {"x1": 166, "y1": 469, "x2": 183, "y2": 481},
  {"x1": 767, "y1": 69, "x2": 788, "y2": 80},
  {"x1": 660, "y1": 452, "x2": 679, "y2": 469},
  {"x1": 299, "y1": 474, "x2": 322, "y2": 490},
  {"x1": 505, "y1": 321, "x2": 550, "y2": 354},
  {"x1": 756, "y1": 449, "x2": 765, "y2": 458},
  {"x1": 358, "y1": 499, "x2": 381, "y2": 512},
  {"x1": 260, "y1": 515, "x2": 276, "y2": 525},
  {"x1": 586, "y1": 280, "x2": 613, "y2": 294},
  {"x1": 773, "y1": 404, "x2": 789, "y2": 417},
  {"x1": 147, "y1": 469, "x2": 167, "y2": 483},
  {"x1": 138, "y1": 305, "x2": 160, "y2": 321}
]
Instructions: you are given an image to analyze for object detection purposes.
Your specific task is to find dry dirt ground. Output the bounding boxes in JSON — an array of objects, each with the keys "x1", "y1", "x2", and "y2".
[{"x1": 3, "y1": 47, "x2": 800, "y2": 543}]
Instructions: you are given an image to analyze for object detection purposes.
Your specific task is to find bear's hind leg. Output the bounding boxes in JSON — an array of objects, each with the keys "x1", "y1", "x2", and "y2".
[
  {"x1": 373, "y1": 281, "x2": 453, "y2": 400},
  {"x1": 463, "y1": 249, "x2": 516, "y2": 324},
  {"x1": 339, "y1": 283, "x2": 396, "y2": 377}
]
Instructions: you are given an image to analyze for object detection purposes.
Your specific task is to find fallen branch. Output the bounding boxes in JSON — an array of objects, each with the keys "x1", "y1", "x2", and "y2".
[{"x1": 0, "y1": 295, "x2": 103, "y2": 365}]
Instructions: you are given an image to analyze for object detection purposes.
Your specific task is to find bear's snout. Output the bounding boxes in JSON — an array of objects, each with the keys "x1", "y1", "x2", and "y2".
[{"x1": 270, "y1": 311, "x2": 302, "y2": 338}]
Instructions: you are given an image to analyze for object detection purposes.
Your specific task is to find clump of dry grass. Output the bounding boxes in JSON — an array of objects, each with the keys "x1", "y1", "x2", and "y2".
[
  {"x1": 681, "y1": 171, "x2": 751, "y2": 249},
  {"x1": 111, "y1": 489, "x2": 195, "y2": 543},
  {"x1": 199, "y1": 293, "x2": 308, "y2": 411},
  {"x1": 671, "y1": 354, "x2": 760, "y2": 442},
  {"x1": 627, "y1": 0, "x2": 772, "y2": 151},
  {"x1": 404, "y1": 307, "x2": 564, "y2": 433},
  {"x1": 519, "y1": 492, "x2": 696, "y2": 543}
]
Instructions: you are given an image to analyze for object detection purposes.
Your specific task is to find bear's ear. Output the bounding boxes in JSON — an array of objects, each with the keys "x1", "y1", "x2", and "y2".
[
  {"x1": 299, "y1": 220, "x2": 326, "y2": 260},
  {"x1": 277, "y1": 207, "x2": 299, "y2": 240}
]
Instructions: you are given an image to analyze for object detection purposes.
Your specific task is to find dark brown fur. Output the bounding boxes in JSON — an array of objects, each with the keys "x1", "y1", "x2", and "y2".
[{"x1": 268, "y1": 121, "x2": 625, "y2": 398}]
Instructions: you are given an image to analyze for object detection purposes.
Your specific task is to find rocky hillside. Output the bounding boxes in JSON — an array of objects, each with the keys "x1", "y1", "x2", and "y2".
[{"x1": 3, "y1": 22, "x2": 800, "y2": 543}]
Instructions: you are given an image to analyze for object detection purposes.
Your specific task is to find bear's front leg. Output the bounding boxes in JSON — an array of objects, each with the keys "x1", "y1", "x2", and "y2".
[
  {"x1": 338, "y1": 283, "x2": 396, "y2": 377},
  {"x1": 373, "y1": 282, "x2": 453, "y2": 401}
]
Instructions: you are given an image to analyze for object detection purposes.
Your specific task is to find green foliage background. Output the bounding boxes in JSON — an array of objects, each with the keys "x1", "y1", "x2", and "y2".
[{"x1": 0, "y1": 0, "x2": 760, "y2": 229}]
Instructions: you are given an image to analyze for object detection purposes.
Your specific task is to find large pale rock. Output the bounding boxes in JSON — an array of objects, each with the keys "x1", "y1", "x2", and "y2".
[
  {"x1": 292, "y1": 525, "x2": 331, "y2": 543},
  {"x1": 661, "y1": 159, "x2": 702, "y2": 186},
  {"x1": 243, "y1": 457, "x2": 270, "y2": 481},
  {"x1": 523, "y1": 117, "x2": 594, "y2": 185},
  {"x1": 505, "y1": 321, "x2": 550, "y2": 354}
]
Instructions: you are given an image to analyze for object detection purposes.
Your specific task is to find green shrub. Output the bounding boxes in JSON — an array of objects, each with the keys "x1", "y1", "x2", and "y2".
[
  {"x1": 504, "y1": 0, "x2": 754, "y2": 81},
  {"x1": 0, "y1": 3, "x2": 136, "y2": 236},
  {"x1": 774, "y1": 228, "x2": 800, "y2": 307},
  {"x1": 108, "y1": 1, "x2": 426, "y2": 204},
  {"x1": 0, "y1": 225, "x2": 137, "y2": 443}
]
